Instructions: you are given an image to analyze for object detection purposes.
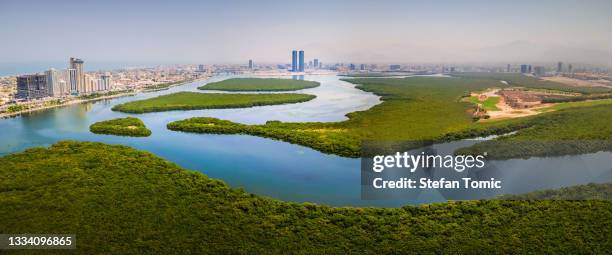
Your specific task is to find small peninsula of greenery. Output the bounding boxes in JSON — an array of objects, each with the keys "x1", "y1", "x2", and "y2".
[
  {"x1": 78, "y1": 90, "x2": 134, "y2": 100},
  {"x1": 90, "y1": 117, "x2": 152, "y2": 137},
  {"x1": 0, "y1": 141, "x2": 610, "y2": 254},
  {"x1": 143, "y1": 80, "x2": 192, "y2": 92},
  {"x1": 198, "y1": 78, "x2": 320, "y2": 91},
  {"x1": 169, "y1": 75, "x2": 612, "y2": 158},
  {"x1": 112, "y1": 91, "x2": 315, "y2": 113}
]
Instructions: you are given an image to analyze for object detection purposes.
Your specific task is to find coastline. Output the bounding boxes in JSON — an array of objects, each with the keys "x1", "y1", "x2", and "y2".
[
  {"x1": 0, "y1": 91, "x2": 137, "y2": 119},
  {"x1": 0, "y1": 78, "x2": 204, "y2": 119}
]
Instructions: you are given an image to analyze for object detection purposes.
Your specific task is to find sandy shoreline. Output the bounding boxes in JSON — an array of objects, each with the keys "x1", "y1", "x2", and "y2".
[{"x1": 0, "y1": 92, "x2": 137, "y2": 119}]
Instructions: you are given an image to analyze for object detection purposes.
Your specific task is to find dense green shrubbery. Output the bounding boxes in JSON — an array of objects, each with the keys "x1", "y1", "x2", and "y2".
[
  {"x1": 168, "y1": 117, "x2": 361, "y2": 157},
  {"x1": 78, "y1": 90, "x2": 132, "y2": 100},
  {"x1": 143, "y1": 80, "x2": 191, "y2": 91},
  {"x1": 542, "y1": 93, "x2": 612, "y2": 103},
  {"x1": 90, "y1": 117, "x2": 152, "y2": 137},
  {"x1": 112, "y1": 92, "x2": 316, "y2": 113},
  {"x1": 6, "y1": 104, "x2": 28, "y2": 113},
  {"x1": 0, "y1": 141, "x2": 610, "y2": 254},
  {"x1": 199, "y1": 78, "x2": 320, "y2": 91}
]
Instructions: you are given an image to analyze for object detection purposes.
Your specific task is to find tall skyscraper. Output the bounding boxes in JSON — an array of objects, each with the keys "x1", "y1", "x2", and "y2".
[
  {"x1": 507, "y1": 64, "x2": 511, "y2": 73},
  {"x1": 198, "y1": 64, "x2": 205, "y2": 72},
  {"x1": 45, "y1": 68, "x2": 65, "y2": 97},
  {"x1": 568, "y1": 64, "x2": 573, "y2": 74},
  {"x1": 17, "y1": 74, "x2": 48, "y2": 100},
  {"x1": 68, "y1": 68, "x2": 78, "y2": 94},
  {"x1": 85, "y1": 74, "x2": 98, "y2": 92},
  {"x1": 69, "y1": 57, "x2": 85, "y2": 93},
  {"x1": 248, "y1": 59, "x2": 253, "y2": 69},
  {"x1": 313, "y1": 59, "x2": 319, "y2": 69},
  {"x1": 298, "y1": 50, "x2": 305, "y2": 72},
  {"x1": 101, "y1": 74, "x2": 112, "y2": 91},
  {"x1": 291, "y1": 50, "x2": 298, "y2": 72},
  {"x1": 557, "y1": 61, "x2": 563, "y2": 73},
  {"x1": 520, "y1": 64, "x2": 528, "y2": 74}
]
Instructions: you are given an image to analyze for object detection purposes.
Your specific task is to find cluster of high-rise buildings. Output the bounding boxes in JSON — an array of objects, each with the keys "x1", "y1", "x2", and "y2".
[
  {"x1": 289, "y1": 50, "x2": 321, "y2": 72},
  {"x1": 16, "y1": 57, "x2": 113, "y2": 100},
  {"x1": 507, "y1": 61, "x2": 574, "y2": 77}
]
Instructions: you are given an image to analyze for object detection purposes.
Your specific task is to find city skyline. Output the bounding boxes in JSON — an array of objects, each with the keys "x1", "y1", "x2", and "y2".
[{"x1": 1, "y1": 0, "x2": 612, "y2": 66}]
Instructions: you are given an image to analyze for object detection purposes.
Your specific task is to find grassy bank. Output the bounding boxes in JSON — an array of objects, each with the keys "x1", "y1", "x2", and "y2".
[
  {"x1": 0, "y1": 141, "x2": 610, "y2": 254},
  {"x1": 90, "y1": 117, "x2": 152, "y2": 137},
  {"x1": 199, "y1": 78, "x2": 320, "y2": 91},
  {"x1": 466, "y1": 95, "x2": 500, "y2": 111},
  {"x1": 112, "y1": 91, "x2": 316, "y2": 113}
]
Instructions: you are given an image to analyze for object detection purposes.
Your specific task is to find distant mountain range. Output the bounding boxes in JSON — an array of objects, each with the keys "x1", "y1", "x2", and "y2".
[{"x1": 466, "y1": 41, "x2": 612, "y2": 65}]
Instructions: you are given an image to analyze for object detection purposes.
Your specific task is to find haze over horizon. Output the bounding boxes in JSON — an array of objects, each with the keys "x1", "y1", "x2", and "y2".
[{"x1": 2, "y1": 0, "x2": 612, "y2": 66}]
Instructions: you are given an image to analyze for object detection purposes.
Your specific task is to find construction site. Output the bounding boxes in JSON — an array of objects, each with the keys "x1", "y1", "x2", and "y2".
[{"x1": 468, "y1": 88, "x2": 579, "y2": 120}]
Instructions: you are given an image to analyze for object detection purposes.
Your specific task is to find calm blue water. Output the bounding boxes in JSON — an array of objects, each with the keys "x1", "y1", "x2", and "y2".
[{"x1": 1, "y1": 74, "x2": 610, "y2": 207}]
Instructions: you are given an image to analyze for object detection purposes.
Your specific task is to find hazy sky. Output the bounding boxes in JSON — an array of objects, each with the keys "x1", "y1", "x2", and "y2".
[{"x1": 1, "y1": 0, "x2": 612, "y2": 65}]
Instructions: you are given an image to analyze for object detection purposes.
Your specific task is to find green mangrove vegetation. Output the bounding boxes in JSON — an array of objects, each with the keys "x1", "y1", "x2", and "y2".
[
  {"x1": 541, "y1": 93, "x2": 612, "y2": 103},
  {"x1": 199, "y1": 78, "x2": 320, "y2": 91},
  {"x1": 78, "y1": 90, "x2": 133, "y2": 100},
  {"x1": 169, "y1": 75, "x2": 612, "y2": 158},
  {"x1": 454, "y1": 104, "x2": 612, "y2": 159},
  {"x1": 0, "y1": 141, "x2": 610, "y2": 254},
  {"x1": 112, "y1": 91, "x2": 316, "y2": 113},
  {"x1": 90, "y1": 117, "x2": 152, "y2": 137},
  {"x1": 143, "y1": 80, "x2": 191, "y2": 92},
  {"x1": 535, "y1": 98, "x2": 612, "y2": 112},
  {"x1": 170, "y1": 77, "x2": 504, "y2": 157}
]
